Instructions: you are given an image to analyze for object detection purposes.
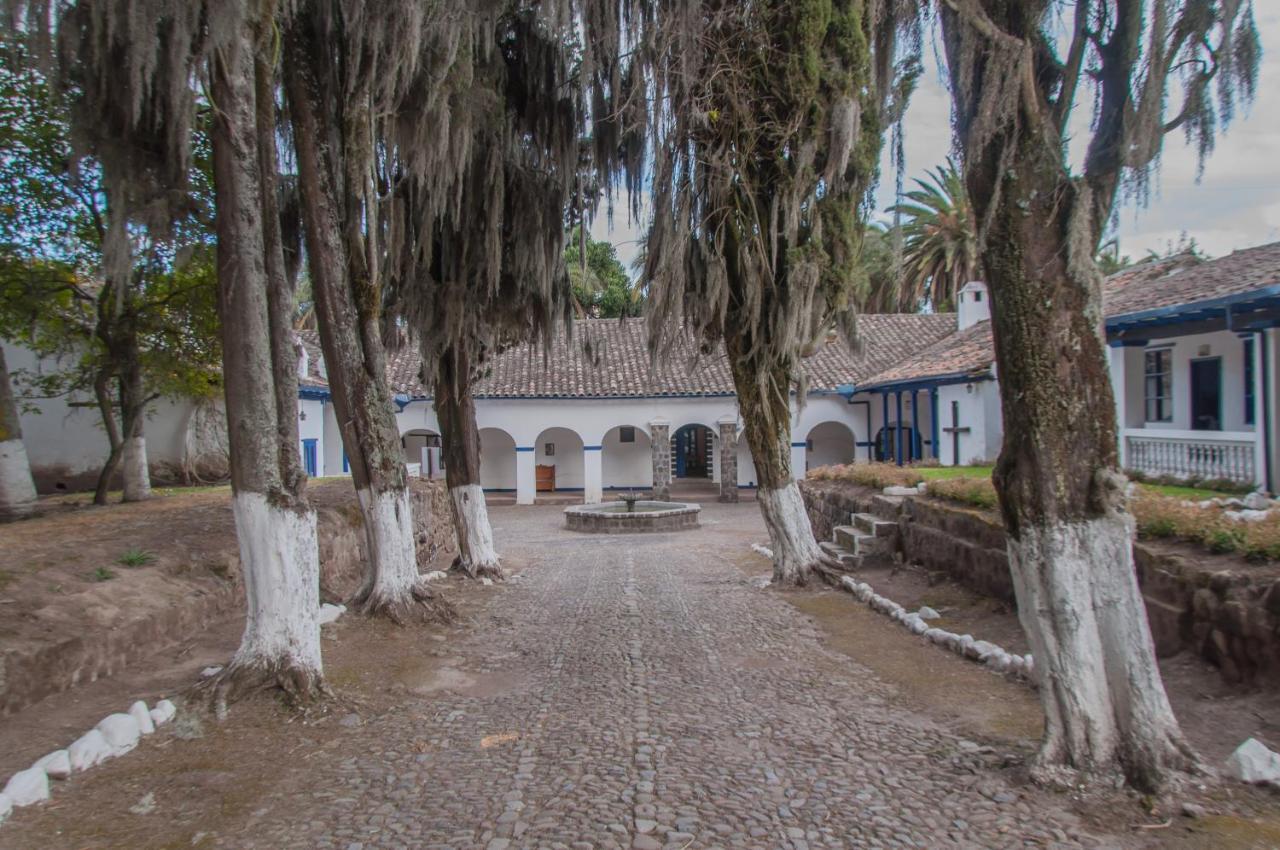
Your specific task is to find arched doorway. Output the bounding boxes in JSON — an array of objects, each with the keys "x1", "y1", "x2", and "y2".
[
  {"x1": 402, "y1": 428, "x2": 442, "y2": 478},
  {"x1": 672, "y1": 424, "x2": 714, "y2": 478},
  {"x1": 805, "y1": 421, "x2": 856, "y2": 471},
  {"x1": 534, "y1": 427, "x2": 584, "y2": 492},
  {"x1": 875, "y1": 424, "x2": 920, "y2": 464},
  {"x1": 478, "y1": 427, "x2": 517, "y2": 491},
  {"x1": 602, "y1": 424, "x2": 652, "y2": 491}
]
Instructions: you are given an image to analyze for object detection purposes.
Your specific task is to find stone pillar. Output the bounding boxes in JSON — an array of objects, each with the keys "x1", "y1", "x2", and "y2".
[
  {"x1": 516, "y1": 447, "x2": 536, "y2": 505},
  {"x1": 584, "y1": 445, "x2": 603, "y2": 504},
  {"x1": 649, "y1": 418, "x2": 671, "y2": 501},
  {"x1": 717, "y1": 418, "x2": 739, "y2": 502}
]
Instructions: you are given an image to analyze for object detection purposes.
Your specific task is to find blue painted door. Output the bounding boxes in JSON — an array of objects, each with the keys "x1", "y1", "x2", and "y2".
[
  {"x1": 674, "y1": 429, "x2": 688, "y2": 477},
  {"x1": 302, "y1": 439, "x2": 318, "y2": 477}
]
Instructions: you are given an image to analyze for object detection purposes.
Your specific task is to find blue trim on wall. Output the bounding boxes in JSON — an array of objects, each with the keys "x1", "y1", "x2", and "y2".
[
  {"x1": 299, "y1": 386, "x2": 330, "y2": 401},
  {"x1": 584, "y1": 445, "x2": 603, "y2": 451},
  {"x1": 864, "y1": 372, "x2": 994, "y2": 394},
  {"x1": 1106, "y1": 286, "x2": 1280, "y2": 330},
  {"x1": 516, "y1": 446, "x2": 535, "y2": 452},
  {"x1": 790, "y1": 441, "x2": 807, "y2": 448}
]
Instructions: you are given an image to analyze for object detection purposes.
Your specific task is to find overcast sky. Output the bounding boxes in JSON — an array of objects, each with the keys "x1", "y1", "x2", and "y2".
[{"x1": 593, "y1": 6, "x2": 1278, "y2": 274}]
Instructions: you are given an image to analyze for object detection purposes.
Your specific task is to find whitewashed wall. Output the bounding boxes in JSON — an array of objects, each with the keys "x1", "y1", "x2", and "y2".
[
  {"x1": 935, "y1": 381, "x2": 1000, "y2": 467},
  {"x1": 4, "y1": 342, "x2": 204, "y2": 489},
  {"x1": 1116, "y1": 329, "x2": 1257, "y2": 432},
  {"x1": 298, "y1": 397, "x2": 327, "y2": 476},
  {"x1": 602, "y1": 425, "x2": 652, "y2": 489}
]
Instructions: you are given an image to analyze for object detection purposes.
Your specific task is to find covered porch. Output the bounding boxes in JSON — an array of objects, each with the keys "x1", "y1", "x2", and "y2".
[{"x1": 1107, "y1": 287, "x2": 1280, "y2": 492}]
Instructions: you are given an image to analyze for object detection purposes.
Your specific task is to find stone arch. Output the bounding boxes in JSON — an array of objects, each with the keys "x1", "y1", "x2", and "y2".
[
  {"x1": 479, "y1": 427, "x2": 517, "y2": 491},
  {"x1": 601, "y1": 424, "x2": 653, "y2": 491},
  {"x1": 805, "y1": 420, "x2": 857, "y2": 471},
  {"x1": 534, "y1": 426, "x2": 585, "y2": 492}
]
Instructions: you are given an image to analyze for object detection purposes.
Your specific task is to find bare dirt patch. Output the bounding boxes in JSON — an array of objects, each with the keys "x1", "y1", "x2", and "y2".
[{"x1": 0, "y1": 575, "x2": 495, "y2": 850}]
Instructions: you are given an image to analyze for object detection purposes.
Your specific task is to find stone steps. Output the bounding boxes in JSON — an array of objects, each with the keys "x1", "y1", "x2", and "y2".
[{"x1": 852, "y1": 512, "x2": 898, "y2": 538}]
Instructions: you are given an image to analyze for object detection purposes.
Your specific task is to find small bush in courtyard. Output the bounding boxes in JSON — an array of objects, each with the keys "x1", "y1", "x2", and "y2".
[
  {"x1": 1125, "y1": 469, "x2": 1252, "y2": 495},
  {"x1": 1131, "y1": 494, "x2": 1280, "y2": 562},
  {"x1": 92, "y1": 566, "x2": 116, "y2": 582},
  {"x1": 808, "y1": 462, "x2": 923, "y2": 489},
  {"x1": 927, "y1": 477, "x2": 999, "y2": 511},
  {"x1": 117, "y1": 548, "x2": 157, "y2": 567}
]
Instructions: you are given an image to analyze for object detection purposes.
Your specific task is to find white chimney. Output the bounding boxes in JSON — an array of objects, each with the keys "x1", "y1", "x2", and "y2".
[{"x1": 957, "y1": 280, "x2": 990, "y2": 331}]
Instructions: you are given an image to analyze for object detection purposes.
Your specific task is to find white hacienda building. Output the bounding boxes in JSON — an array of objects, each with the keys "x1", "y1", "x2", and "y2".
[{"x1": 8, "y1": 241, "x2": 1280, "y2": 498}]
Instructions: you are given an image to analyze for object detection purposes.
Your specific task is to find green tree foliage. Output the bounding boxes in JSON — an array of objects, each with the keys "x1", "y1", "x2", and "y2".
[
  {"x1": 564, "y1": 226, "x2": 641, "y2": 318},
  {"x1": 0, "y1": 49, "x2": 220, "y2": 498},
  {"x1": 855, "y1": 226, "x2": 903, "y2": 313},
  {"x1": 887, "y1": 158, "x2": 977, "y2": 312}
]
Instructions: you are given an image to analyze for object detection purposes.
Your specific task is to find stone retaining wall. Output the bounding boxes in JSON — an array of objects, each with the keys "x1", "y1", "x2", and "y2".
[
  {"x1": 800, "y1": 479, "x2": 1280, "y2": 685},
  {"x1": 0, "y1": 480, "x2": 457, "y2": 716}
]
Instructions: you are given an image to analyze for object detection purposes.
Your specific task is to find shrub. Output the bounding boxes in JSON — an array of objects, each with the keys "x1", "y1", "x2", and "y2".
[
  {"x1": 1125, "y1": 469, "x2": 1252, "y2": 495},
  {"x1": 117, "y1": 548, "x2": 157, "y2": 567},
  {"x1": 808, "y1": 462, "x2": 923, "y2": 489},
  {"x1": 92, "y1": 566, "x2": 116, "y2": 582},
  {"x1": 1131, "y1": 493, "x2": 1280, "y2": 562},
  {"x1": 927, "y1": 476, "x2": 999, "y2": 511}
]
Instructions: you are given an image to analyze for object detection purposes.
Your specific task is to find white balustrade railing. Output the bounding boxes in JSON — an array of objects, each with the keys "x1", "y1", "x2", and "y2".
[{"x1": 1124, "y1": 429, "x2": 1258, "y2": 486}]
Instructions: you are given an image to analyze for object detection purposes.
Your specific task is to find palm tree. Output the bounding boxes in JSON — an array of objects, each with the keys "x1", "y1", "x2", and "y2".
[{"x1": 889, "y1": 159, "x2": 978, "y2": 312}]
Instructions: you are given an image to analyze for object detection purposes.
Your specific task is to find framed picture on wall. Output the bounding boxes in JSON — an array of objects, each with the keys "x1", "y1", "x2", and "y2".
[{"x1": 546, "y1": 442, "x2": 555, "y2": 456}]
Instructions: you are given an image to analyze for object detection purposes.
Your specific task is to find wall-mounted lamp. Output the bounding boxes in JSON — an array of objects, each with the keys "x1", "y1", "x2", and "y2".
[{"x1": 299, "y1": 410, "x2": 307, "y2": 421}]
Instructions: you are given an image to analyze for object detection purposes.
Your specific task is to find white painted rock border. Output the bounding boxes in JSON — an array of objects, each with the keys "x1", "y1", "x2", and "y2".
[
  {"x1": 1, "y1": 697, "x2": 179, "y2": 827},
  {"x1": 839, "y1": 575, "x2": 1036, "y2": 683}
]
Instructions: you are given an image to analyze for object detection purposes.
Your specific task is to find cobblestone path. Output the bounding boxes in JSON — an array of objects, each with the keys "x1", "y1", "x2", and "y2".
[{"x1": 221, "y1": 504, "x2": 1101, "y2": 850}]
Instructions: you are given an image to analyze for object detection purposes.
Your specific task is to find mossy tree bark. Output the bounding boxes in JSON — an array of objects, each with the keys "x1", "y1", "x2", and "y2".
[
  {"x1": 204, "y1": 13, "x2": 325, "y2": 713},
  {"x1": 939, "y1": 0, "x2": 1205, "y2": 790},
  {"x1": 284, "y1": 11, "x2": 450, "y2": 623},
  {"x1": 726, "y1": 334, "x2": 827, "y2": 586},
  {"x1": 434, "y1": 346, "x2": 501, "y2": 579}
]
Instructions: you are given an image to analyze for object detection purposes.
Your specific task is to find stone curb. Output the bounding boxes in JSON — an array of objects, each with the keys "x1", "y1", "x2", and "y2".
[
  {"x1": 0, "y1": 698, "x2": 177, "y2": 827},
  {"x1": 837, "y1": 575, "x2": 1037, "y2": 684}
]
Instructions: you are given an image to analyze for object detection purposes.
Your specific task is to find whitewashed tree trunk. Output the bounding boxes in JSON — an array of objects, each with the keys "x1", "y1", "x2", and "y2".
[
  {"x1": 758, "y1": 483, "x2": 826, "y2": 585},
  {"x1": 0, "y1": 346, "x2": 37, "y2": 519},
  {"x1": 450, "y1": 483, "x2": 502, "y2": 579},
  {"x1": 202, "y1": 11, "x2": 327, "y2": 710},
  {"x1": 121, "y1": 434, "x2": 151, "y2": 501},
  {"x1": 219, "y1": 492, "x2": 323, "y2": 715},
  {"x1": 1009, "y1": 512, "x2": 1194, "y2": 788},
  {"x1": 0, "y1": 438, "x2": 37, "y2": 520},
  {"x1": 348, "y1": 485, "x2": 451, "y2": 622}
]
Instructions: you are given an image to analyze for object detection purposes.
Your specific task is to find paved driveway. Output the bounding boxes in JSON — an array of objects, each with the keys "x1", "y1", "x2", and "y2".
[{"x1": 212, "y1": 502, "x2": 1096, "y2": 850}]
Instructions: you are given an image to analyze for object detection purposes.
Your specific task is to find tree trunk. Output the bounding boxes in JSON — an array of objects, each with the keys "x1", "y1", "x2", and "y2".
[
  {"x1": 284, "y1": 16, "x2": 449, "y2": 623},
  {"x1": 961, "y1": 118, "x2": 1194, "y2": 791},
  {"x1": 726, "y1": 336, "x2": 827, "y2": 586},
  {"x1": 92, "y1": 366, "x2": 122, "y2": 506},
  {"x1": 434, "y1": 346, "x2": 502, "y2": 579},
  {"x1": 119, "y1": 351, "x2": 150, "y2": 502},
  {"x1": 0, "y1": 346, "x2": 38, "y2": 519},
  {"x1": 205, "y1": 13, "x2": 324, "y2": 712}
]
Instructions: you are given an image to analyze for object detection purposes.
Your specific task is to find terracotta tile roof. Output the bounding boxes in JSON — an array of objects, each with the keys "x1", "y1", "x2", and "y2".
[
  {"x1": 862, "y1": 240, "x2": 1280, "y2": 389},
  {"x1": 859, "y1": 320, "x2": 995, "y2": 389},
  {"x1": 1103, "y1": 241, "x2": 1280, "y2": 318},
  {"x1": 296, "y1": 332, "x2": 329, "y2": 389},
  {"x1": 300, "y1": 314, "x2": 958, "y2": 399}
]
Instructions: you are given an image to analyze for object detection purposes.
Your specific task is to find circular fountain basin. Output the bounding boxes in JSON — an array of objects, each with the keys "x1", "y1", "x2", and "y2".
[{"x1": 564, "y1": 501, "x2": 701, "y2": 533}]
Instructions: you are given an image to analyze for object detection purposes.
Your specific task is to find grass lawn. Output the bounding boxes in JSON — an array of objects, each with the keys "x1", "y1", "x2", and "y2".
[
  {"x1": 1134, "y1": 482, "x2": 1235, "y2": 501},
  {"x1": 916, "y1": 465, "x2": 993, "y2": 481},
  {"x1": 913, "y1": 466, "x2": 1232, "y2": 502}
]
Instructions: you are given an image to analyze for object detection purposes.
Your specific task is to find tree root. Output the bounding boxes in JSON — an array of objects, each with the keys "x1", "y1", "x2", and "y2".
[
  {"x1": 449, "y1": 554, "x2": 505, "y2": 581},
  {"x1": 770, "y1": 555, "x2": 844, "y2": 588},
  {"x1": 349, "y1": 579, "x2": 457, "y2": 626},
  {"x1": 189, "y1": 658, "x2": 331, "y2": 720}
]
